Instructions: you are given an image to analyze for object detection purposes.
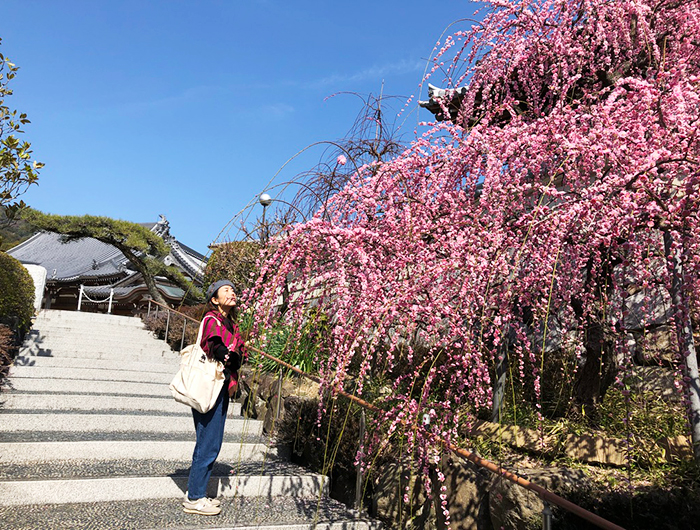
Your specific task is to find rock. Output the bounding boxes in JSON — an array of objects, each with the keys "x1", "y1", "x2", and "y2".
[
  {"x1": 628, "y1": 365, "x2": 678, "y2": 399},
  {"x1": 632, "y1": 325, "x2": 677, "y2": 366},
  {"x1": 373, "y1": 459, "x2": 437, "y2": 530},
  {"x1": 263, "y1": 389, "x2": 285, "y2": 434},
  {"x1": 623, "y1": 283, "x2": 672, "y2": 330},
  {"x1": 438, "y1": 455, "x2": 493, "y2": 530},
  {"x1": 489, "y1": 467, "x2": 589, "y2": 530}
]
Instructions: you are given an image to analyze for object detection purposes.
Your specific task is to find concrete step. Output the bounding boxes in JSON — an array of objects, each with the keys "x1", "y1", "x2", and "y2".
[
  {"x1": 0, "y1": 429, "x2": 269, "y2": 444},
  {"x1": 9, "y1": 365, "x2": 176, "y2": 383},
  {"x1": 1, "y1": 440, "x2": 287, "y2": 464},
  {"x1": 17, "y1": 345, "x2": 179, "y2": 363},
  {"x1": 11, "y1": 355, "x2": 178, "y2": 373},
  {"x1": 4, "y1": 377, "x2": 171, "y2": 396},
  {"x1": 0, "y1": 393, "x2": 244, "y2": 415},
  {"x1": 27, "y1": 325, "x2": 154, "y2": 338},
  {"x1": 21, "y1": 335, "x2": 174, "y2": 352},
  {"x1": 0, "y1": 470, "x2": 329, "y2": 505},
  {"x1": 36, "y1": 310, "x2": 148, "y2": 325},
  {"x1": 0, "y1": 413, "x2": 263, "y2": 436},
  {"x1": 0, "y1": 496, "x2": 380, "y2": 530},
  {"x1": 23, "y1": 333, "x2": 167, "y2": 348}
]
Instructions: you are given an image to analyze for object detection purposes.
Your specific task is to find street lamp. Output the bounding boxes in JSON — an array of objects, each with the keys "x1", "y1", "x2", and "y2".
[{"x1": 259, "y1": 193, "x2": 272, "y2": 244}]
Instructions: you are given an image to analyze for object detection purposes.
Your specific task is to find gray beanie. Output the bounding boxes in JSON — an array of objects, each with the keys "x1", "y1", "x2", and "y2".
[{"x1": 205, "y1": 279, "x2": 235, "y2": 303}]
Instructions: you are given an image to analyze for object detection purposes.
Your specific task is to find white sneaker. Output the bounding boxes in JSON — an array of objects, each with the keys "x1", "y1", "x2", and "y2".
[
  {"x1": 183, "y1": 494, "x2": 221, "y2": 507},
  {"x1": 182, "y1": 498, "x2": 221, "y2": 516}
]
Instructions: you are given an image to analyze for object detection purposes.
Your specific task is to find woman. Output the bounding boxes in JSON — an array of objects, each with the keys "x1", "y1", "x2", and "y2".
[{"x1": 183, "y1": 279, "x2": 247, "y2": 516}]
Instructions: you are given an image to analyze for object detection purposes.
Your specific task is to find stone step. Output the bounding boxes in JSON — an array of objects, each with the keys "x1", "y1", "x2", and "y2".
[
  {"x1": 0, "y1": 393, "x2": 244, "y2": 415},
  {"x1": 23, "y1": 333, "x2": 168, "y2": 349},
  {"x1": 11, "y1": 355, "x2": 178, "y2": 373},
  {"x1": 21, "y1": 335, "x2": 174, "y2": 352},
  {"x1": 9, "y1": 365, "x2": 176, "y2": 383},
  {"x1": 0, "y1": 471, "x2": 329, "y2": 505},
  {"x1": 0, "y1": 458, "x2": 304, "y2": 481},
  {"x1": 0, "y1": 429, "x2": 269, "y2": 444},
  {"x1": 0, "y1": 413, "x2": 263, "y2": 436},
  {"x1": 4, "y1": 377, "x2": 171, "y2": 396},
  {"x1": 32, "y1": 319, "x2": 147, "y2": 332},
  {"x1": 0, "y1": 496, "x2": 380, "y2": 530},
  {"x1": 27, "y1": 325, "x2": 154, "y2": 338},
  {"x1": 36, "y1": 309, "x2": 148, "y2": 324},
  {"x1": 17, "y1": 345, "x2": 179, "y2": 363},
  {"x1": 1, "y1": 440, "x2": 287, "y2": 464}
]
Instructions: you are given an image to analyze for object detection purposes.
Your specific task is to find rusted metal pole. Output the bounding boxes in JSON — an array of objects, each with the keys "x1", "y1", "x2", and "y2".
[{"x1": 542, "y1": 500, "x2": 553, "y2": 530}]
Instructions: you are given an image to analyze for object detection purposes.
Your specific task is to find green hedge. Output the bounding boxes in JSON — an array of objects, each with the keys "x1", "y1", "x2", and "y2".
[{"x1": 0, "y1": 252, "x2": 34, "y2": 334}]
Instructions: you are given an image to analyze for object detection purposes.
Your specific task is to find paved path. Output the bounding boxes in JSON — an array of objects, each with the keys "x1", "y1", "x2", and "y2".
[{"x1": 0, "y1": 309, "x2": 380, "y2": 529}]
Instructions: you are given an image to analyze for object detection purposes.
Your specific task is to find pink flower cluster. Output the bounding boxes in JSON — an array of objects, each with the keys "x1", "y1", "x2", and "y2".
[{"x1": 245, "y1": 0, "x2": 700, "y2": 500}]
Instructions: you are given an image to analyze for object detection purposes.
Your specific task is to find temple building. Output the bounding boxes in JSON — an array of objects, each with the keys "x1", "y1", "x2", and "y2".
[
  {"x1": 419, "y1": 84, "x2": 467, "y2": 123},
  {"x1": 7, "y1": 216, "x2": 206, "y2": 315}
]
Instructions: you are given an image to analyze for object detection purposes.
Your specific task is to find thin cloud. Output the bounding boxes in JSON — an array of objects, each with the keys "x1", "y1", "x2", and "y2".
[
  {"x1": 258, "y1": 102, "x2": 295, "y2": 118},
  {"x1": 308, "y1": 58, "x2": 425, "y2": 89}
]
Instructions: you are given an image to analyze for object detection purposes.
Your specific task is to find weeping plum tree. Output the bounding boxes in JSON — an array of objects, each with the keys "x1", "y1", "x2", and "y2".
[{"x1": 247, "y1": 0, "x2": 700, "y2": 473}]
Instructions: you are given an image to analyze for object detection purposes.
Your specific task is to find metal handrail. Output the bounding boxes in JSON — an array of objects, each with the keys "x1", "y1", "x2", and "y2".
[{"x1": 145, "y1": 299, "x2": 626, "y2": 530}]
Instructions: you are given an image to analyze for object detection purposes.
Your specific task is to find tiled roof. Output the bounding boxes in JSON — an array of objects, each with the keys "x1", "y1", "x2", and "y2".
[{"x1": 7, "y1": 232, "x2": 127, "y2": 282}]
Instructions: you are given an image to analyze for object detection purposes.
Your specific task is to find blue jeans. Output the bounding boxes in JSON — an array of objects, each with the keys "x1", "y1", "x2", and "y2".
[{"x1": 187, "y1": 387, "x2": 229, "y2": 499}]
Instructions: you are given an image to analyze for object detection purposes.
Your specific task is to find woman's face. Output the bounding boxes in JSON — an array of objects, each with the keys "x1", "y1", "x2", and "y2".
[{"x1": 213, "y1": 284, "x2": 237, "y2": 310}]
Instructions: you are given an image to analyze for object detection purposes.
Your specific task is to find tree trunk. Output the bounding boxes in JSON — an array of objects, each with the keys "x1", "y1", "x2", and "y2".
[
  {"x1": 118, "y1": 246, "x2": 167, "y2": 305},
  {"x1": 664, "y1": 230, "x2": 700, "y2": 463},
  {"x1": 572, "y1": 317, "x2": 616, "y2": 417}
]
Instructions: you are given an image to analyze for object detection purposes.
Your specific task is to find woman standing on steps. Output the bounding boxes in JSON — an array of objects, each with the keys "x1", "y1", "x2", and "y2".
[{"x1": 183, "y1": 279, "x2": 247, "y2": 516}]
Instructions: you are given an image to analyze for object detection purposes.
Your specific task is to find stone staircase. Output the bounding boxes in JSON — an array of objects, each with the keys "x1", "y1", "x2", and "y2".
[{"x1": 0, "y1": 309, "x2": 380, "y2": 530}]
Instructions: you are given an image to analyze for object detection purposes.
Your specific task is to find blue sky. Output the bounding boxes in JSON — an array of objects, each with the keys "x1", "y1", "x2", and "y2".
[{"x1": 1, "y1": 0, "x2": 480, "y2": 254}]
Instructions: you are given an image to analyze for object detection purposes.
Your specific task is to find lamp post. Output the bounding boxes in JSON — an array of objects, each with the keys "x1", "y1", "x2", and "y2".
[{"x1": 259, "y1": 193, "x2": 272, "y2": 244}]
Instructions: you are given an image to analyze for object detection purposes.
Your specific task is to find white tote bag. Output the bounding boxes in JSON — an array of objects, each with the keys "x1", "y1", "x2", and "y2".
[{"x1": 169, "y1": 315, "x2": 225, "y2": 414}]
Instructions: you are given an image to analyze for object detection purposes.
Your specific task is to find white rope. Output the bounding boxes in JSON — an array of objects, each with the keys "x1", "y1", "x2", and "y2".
[{"x1": 81, "y1": 291, "x2": 113, "y2": 304}]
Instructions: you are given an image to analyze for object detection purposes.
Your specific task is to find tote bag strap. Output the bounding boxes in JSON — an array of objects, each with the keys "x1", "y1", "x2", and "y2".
[{"x1": 194, "y1": 314, "x2": 218, "y2": 354}]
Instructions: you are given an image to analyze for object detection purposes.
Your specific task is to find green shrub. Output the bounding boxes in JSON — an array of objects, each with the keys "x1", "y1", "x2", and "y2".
[
  {"x1": 0, "y1": 324, "x2": 14, "y2": 380},
  {"x1": 0, "y1": 251, "x2": 34, "y2": 335}
]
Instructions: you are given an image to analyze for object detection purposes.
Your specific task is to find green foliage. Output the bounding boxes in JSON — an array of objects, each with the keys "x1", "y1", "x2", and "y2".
[
  {"x1": 597, "y1": 387, "x2": 688, "y2": 442},
  {"x1": 0, "y1": 205, "x2": 35, "y2": 250},
  {"x1": 0, "y1": 324, "x2": 15, "y2": 380},
  {"x1": 204, "y1": 241, "x2": 260, "y2": 294},
  {"x1": 0, "y1": 39, "x2": 43, "y2": 219},
  {"x1": 248, "y1": 309, "x2": 329, "y2": 374},
  {"x1": 0, "y1": 251, "x2": 34, "y2": 334},
  {"x1": 22, "y1": 209, "x2": 169, "y2": 256}
]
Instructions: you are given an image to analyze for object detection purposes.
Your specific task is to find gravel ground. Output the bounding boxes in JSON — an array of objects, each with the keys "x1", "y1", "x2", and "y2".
[
  {"x1": 0, "y1": 458, "x2": 315, "y2": 481},
  {"x1": 0, "y1": 431, "x2": 269, "y2": 444}
]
